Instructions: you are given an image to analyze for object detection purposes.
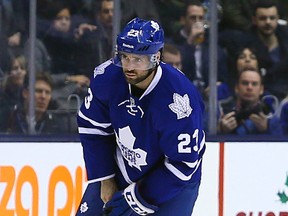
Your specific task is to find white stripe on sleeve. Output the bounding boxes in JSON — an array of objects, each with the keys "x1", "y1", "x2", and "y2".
[
  {"x1": 164, "y1": 157, "x2": 202, "y2": 181},
  {"x1": 78, "y1": 110, "x2": 111, "y2": 128},
  {"x1": 78, "y1": 127, "x2": 114, "y2": 135}
]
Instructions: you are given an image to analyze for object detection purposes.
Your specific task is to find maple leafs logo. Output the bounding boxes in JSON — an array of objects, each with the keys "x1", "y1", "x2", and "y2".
[
  {"x1": 169, "y1": 93, "x2": 192, "y2": 119},
  {"x1": 277, "y1": 173, "x2": 288, "y2": 204},
  {"x1": 80, "y1": 202, "x2": 88, "y2": 213},
  {"x1": 151, "y1": 20, "x2": 160, "y2": 31},
  {"x1": 93, "y1": 60, "x2": 111, "y2": 78},
  {"x1": 117, "y1": 126, "x2": 148, "y2": 171}
]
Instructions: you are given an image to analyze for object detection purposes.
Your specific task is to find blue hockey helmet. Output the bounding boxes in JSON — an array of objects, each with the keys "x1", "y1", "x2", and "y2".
[
  {"x1": 113, "y1": 17, "x2": 164, "y2": 69},
  {"x1": 116, "y1": 17, "x2": 164, "y2": 55}
]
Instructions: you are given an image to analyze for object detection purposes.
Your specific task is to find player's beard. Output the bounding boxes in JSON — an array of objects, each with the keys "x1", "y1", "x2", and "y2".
[{"x1": 123, "y1": 67, "x2": 155, "y2": 86}]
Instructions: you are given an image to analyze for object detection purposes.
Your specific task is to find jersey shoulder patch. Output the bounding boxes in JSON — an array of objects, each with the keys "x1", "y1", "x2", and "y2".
[
  {"x1": 93, "y1": 60, "x2": 112, "y2": 78},
  {"x1": 168, "y1": 93, "x2": 192, "y2": 119}
]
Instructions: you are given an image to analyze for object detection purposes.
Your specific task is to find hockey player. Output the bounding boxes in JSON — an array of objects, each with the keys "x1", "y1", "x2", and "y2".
[{"x1": 76, "y1": 17, "x2": 206, "y2": 216}]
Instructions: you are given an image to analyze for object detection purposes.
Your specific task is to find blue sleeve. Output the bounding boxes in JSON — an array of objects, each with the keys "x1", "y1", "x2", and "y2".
[
  {"x1": 139, "y1": 90, "x2": 206, "y2": 205},
  {"x1": 77, "y1": 63, "x2": 117, "y2": 181}
]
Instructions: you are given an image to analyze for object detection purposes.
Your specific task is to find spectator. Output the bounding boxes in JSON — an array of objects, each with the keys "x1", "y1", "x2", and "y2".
[
  {"x1": 2, "y1": 72, "x2": 63, "y2": 134},
  {"x1": 0, "y1": 55, "x2": 27, "y2": 132},
  {"x1": 0, "y1": 55, "x2": 27, "y2": 105},
  {"x1": 36, "y1": 0, "x2": 90, "y2": 107},
  {"x1": 219, "y1": 0, "x2": 288, "y2": 32},
  {"x1": 162, "y1": 43, "x2": 183, "y2": 70},
  {"x1": 0, "y1": 0, "x2": 29, "y2": 56},
  {"x1": 243, "y1": 0, "x2": 288, "y2": 100},
  {"x1": 74, "y1": 0, "x2": 114, "y2": 77},
  {"x1": 37, "y1": 0, "x2": 78, "y2": 74},
  {"x1": 172, "y1": 0, "x2": 231, "y2": 101},
  {"x1": 227, "y1": 46, "x2": 261, "y2": 88},
  {"x1": 217, "y1": 69, "x2": 283, "y2": 135}
]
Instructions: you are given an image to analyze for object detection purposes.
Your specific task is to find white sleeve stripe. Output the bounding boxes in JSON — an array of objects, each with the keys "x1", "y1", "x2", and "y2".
[
  {"x1": 78, "y1": 110, "x2": 111, "y2": 128},
  {"x1": 183, "y1": 160, "x2": 197, "y2": 168},
  {"x1": 87, "y1": 174, "x2": 116, "y2": 184},
  {"x1": 78, "y1": 127, "x2": 114, "y2": 135},
  {"x1": 164, "y1": 157, "x2": 202, "y2": 181},
  {"x1": 116, "y1": 148, "x2": 133, "y2": 184}
]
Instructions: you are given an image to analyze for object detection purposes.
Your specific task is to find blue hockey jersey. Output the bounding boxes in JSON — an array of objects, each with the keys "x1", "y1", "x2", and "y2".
[{"x1": 77, "y1": 60, "x2": 206, "y2": 205}]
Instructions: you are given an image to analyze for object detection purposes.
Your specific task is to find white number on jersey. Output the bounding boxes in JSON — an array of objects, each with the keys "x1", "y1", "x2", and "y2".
[
  {"x1": 85, "y1": 88, "x2": 93, "y2": 109},
  {"x1": 178, "y1": 134, "x2": 191, "y2": 153},
  {"x1": 177, "y1": 129, "x2": 200, "y2": 153}
]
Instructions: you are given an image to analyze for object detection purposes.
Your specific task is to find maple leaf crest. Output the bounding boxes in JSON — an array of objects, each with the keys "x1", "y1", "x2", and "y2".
[
  {"x1": 80, "y1": 202, "x2": 88, "y2": 213},
  {"x1": 169, "y1": 93, "x2": 192, "y2": 119},
  {"x1": 93, "y1": 60, "x2": 111, "y2": 78},
  {"x1": 151, "y1": 20, "x2": 160, "y2": 31},
  {"x1": 117, "y1": 126, "x2": 148, "y2": 171}
]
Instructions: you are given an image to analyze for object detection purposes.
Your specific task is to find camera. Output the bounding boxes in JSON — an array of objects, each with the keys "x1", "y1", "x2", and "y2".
[{"x1": 234, "y1": 102, "x2": 269, "y2": 122}]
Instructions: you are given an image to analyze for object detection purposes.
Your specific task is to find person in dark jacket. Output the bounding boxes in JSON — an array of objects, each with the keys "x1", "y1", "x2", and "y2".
[
  {"x1": 217, "y1": 69, "x2": 283, "y2": 135},
  {"x1": 171, "y1": 0, "x2": 232, "y2": 101},
  {"x1": 243, "y1": 0, "x2": 288, "y2": 100},
  {"x1": 2, "y1": 72, "x2": 63, "y2": 134}
]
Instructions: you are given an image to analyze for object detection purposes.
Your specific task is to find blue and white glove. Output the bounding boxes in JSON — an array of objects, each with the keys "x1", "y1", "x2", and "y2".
[{"x1": 103, "y1": 183, "x2": 158, "y2": 216}]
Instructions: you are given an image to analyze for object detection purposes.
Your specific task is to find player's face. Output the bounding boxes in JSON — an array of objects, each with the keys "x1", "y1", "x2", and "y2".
[
  {"x1": 237, "y1": 48, "x2": 258, "y2": 71},
  {"x1": 120, "y1": 53, "x2": 157, "y2": 87},
  {"x1": 235, "y1": 71, "x2": 263, "y2": 104},
  {"x1": 253, "y1": 6, "x2": 278, "y2": 36}
]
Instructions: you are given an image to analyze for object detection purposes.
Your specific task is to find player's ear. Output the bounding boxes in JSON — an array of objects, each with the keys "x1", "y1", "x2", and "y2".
[{"x1": 156, "y1": 51, "x2": 161, "y2": 64}]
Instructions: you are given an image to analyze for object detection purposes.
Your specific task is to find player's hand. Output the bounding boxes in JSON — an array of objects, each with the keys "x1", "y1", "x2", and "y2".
[
  {"x1": 101, "y1": 178, "x2": 118, "y2": 203},
  {"x1": 249, "y1": 112, "x2": 268, "y2": 132},
  {"x1": 102, "y1": 183, "x2": 158, "y2": 216}
]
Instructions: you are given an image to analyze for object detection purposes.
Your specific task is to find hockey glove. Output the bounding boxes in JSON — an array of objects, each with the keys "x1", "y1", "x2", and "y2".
[{"x1": 102, "y1": 182, "x2": 158, "y2": 216}]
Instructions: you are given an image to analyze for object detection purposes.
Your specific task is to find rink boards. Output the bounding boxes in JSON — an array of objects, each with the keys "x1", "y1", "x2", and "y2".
[{"x1": 0, "y1": 141, "x2": 288, "y2": 216}]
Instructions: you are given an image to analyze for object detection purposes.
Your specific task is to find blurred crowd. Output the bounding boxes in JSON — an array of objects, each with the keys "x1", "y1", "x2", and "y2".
[{"x1": 1, "y1": 0, "x2": 288, "y2": 136}]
